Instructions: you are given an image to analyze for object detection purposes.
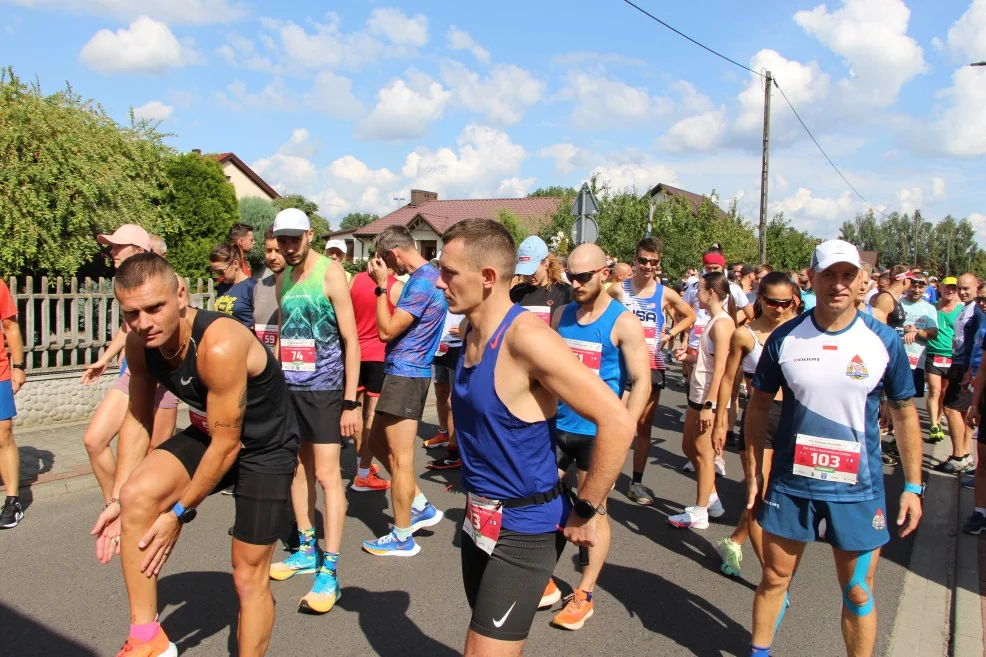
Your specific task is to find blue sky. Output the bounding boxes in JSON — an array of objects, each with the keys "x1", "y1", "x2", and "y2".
[{"x1": 2, "y1": 0, "x2": 984, "y2": 241}]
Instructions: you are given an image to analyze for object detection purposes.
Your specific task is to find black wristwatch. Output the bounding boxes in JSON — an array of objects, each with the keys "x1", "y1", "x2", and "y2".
[
  {"x1": 11, "y1": 363, "x2": 24, "y2": 371},
  {"x1": 573, "y1": 498, "x2": 606, "y2": 519},
  {"x1": 703, "y1": 400, "x2": 716, "y2": 410},
  {"x1": 374, "y1": 286, "x2": 386, "y2": 297},
  {"x1": 342, "y1": 399, "x2": 361, "y2": 411},
  {"x1": 171, "y1": 501, "x2": 197, "y2": 524}
]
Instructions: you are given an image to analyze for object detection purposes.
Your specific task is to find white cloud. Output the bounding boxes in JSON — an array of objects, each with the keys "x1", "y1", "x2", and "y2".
[
  {"x1": 658, "y1": 107, "x2": 728, "y2": 152},
  {"x1": 538, "y1": 143, "x2": 583, "y2": 176},
  {"x1": 356, "y1": 71, "x2": 451, "y2": 141},
  {"x1": 771, "y1": 188, "x2": 856, "y2": 225},
  {"x1": 794, "y1": 0, "x2": 927, "y2": 105},
  {"x1": 132, "y1": 100, "x2": 173, "y2": 121},
  {"x1": 80, "y1": 16, "x2": 202, "y2": 74},
  {"x1": 366, "y1": 7, "x2": 428, "y2": 47},
  {"x1": 496, "y1": 176, "x2": 537, "y2": 197},
  {"x1": 329, "y1": 155, "x2": 399, "y2": 188},
  {"x1": 440, "y1": 61, "x2": 543, "y2": 125},
  {"x1": 5, "y1": 0, "x2": 244, "y2": 25},
  {"x1": 447, "y1": 25, "x2": 490, "y2": 63},
  {"x1": 897, "y1": 186, "x2": 923, "y2": 214},
  {"x1": 970, "y1": 212, "x2": 986, "y2": 243},
  {"x1": 277, "y1": 128, "x2": 321, "y2": 159},
  {"x1": 559, "y1": 69, "x2": 673, "y2": 129},
  {"x1": 216, "y1": 32, "x2": 278, "y2": 73},
  {"x1": 305, "y1": 71, "x2": 363, "y2": 120},
  {"x1": 251, "y1": 152, "x2": 318, "y2": 192},
  {"x1": 931, "y1": 176, "x2": 946, "y2": 201},
  {"x1": 736, "y1": 50, "x2": 830, "y2": 136},
  {"x1": 931, "y1": 66, "x2": 986, "y2": 157},
  {"x1": 942, "y1": 0, "x2": 986, "y2": 62},
  {"x1": 591, "y1": 160, "x2": 678, "y2": 195},
  {"x1": 216, "y1": 78, "x2": 296, "y2": 112}
]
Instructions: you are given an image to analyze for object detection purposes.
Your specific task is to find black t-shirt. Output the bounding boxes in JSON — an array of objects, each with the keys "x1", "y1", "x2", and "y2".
[
  {"x1": 510, "y1": 283, "x2": 573, "y2": 325},
  {"x1": 215, "y1": 278, "x2": 257, "y2": 330}
]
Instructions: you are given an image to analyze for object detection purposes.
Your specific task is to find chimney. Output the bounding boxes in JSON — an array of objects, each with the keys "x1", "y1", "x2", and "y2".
[
  {"x1": 409, "y1": 189, "x2": 437, "y2": 207},
  {"x1": 192, "y1": 148, "x2": 202, "y2": 155}
]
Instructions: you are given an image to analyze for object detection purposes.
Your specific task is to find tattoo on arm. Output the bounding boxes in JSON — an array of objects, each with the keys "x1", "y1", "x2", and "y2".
[
  {"x1": 889, "y1": 398, "x2": 914, "y2": 409},
  {"x1": 238, "y1": 387, "x2": 247, "y2": 408},
  {"x1": 214, "y1": 419, "x2": 243, "y2": 430}
]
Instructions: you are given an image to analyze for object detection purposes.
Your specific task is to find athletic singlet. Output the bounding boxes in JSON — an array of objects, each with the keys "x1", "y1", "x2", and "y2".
[
  {"x1": 928, "y1": 304, "x2": 961, "y2": 356},
  {"x1": 878, "y1": 292, "x2": 906, "y2": 331},
  {"x1": 742, "y1": 325, "x2": 763, "y2": 376},
  {"x1": 556, "y1": 299, "x2": 628, "y2": 436},
  {"x1": 144, "y1": 310, "x2": 300, "y2": 474},
  {"x1": 252, "y1": 271, "x2": 279, "y2": 353},
  {"x1": 350, "y1": 271, "x2": 397, "y2": 363},
  {"x1": 451, "y1": 305, "x2": 567, "y2": 533},
  {"x1": 619, "y1": 278, "x2": 666, "y2": 370},
  {"x1": 689, "y1": 312, "x2": 730, "y2": 406},
  {"x1": 280, "y1": 256, "x2": 343, "y2": 391}
]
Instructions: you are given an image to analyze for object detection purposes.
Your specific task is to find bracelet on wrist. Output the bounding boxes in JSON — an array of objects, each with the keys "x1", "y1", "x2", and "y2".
[
  {"x1": 105, "y1": 497, "x2": 120, "y2": 508},
  {"x1": 903, "y1": 482, "x2": 923, "y2": 496}
]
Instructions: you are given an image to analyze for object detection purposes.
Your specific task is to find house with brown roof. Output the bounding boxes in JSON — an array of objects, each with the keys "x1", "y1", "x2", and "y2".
[
  {"x1": 326, "y1": 189, "x2": 562, "y2": 260},
  {"x1": 647, "y1": 183, "x2": 729, "y2": 221},
  {"x1": 194, "y1": 150, "x2": 280, "y2": 201}
]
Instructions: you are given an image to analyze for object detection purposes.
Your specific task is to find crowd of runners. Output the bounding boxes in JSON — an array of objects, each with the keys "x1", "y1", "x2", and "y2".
[{"x1": 13, "y1": 209, "x2": 986, "y2": 656}]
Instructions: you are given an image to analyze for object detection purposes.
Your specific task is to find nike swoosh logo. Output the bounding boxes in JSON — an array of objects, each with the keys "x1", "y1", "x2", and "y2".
[
  {"x1": 492, "y1": 601, "x2": 516, "y2": 628},
  {"x1": 181, "y1": 377, "x2": 194, "y2": 385},
  {"x1": 489, "y1": 326, "x2": 507, "y2": 350}
]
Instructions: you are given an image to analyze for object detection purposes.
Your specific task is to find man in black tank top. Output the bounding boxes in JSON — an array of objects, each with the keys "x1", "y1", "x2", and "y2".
[{"x1": 91, "y1": 253, "x2": 300, "y2": 657}]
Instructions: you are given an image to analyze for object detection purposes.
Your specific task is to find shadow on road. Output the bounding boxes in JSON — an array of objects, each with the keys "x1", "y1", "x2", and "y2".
[
  {"x1": 0, "y1": 601, "x2": 98, "y2": 656},
  {"x1": 158, "y1": 571, "x2": 238, "y2": 655},
  {"x1": 17, "y1": 446, "x2": 55, "y2": 510},
  {"x1": 337, "y1": 586, "x2": 460, "y2": 657}
]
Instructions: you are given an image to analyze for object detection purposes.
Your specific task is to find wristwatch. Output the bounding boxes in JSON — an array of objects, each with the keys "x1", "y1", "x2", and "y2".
[
  {"x1": 703, "y1": 400, "x2": 716, "y2": 410},
  {"x1": 342, "y1": 399, "x2": 361, "y2": 411},
  {"x1": 573, "y1": 498, "x2": 607, "y2": 519},
  {"x1": 11, "y1": 363, "x2": 25, "y2": 371},
  {"x1": 903, "y1": 482, "x2": 925, "y2": 498},
  {"x1": 171, "y1": 501, "x2": 198, "y2": 524},
  {"x1": 374, "y1": 286, "x2": 386, "y2": 297}
]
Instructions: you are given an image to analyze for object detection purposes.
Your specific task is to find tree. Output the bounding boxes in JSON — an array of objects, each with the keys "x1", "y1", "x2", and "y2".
[
  {"x1": 338, "y1": 212, "x2": 378, "y2": 231},
  {"x1": 528, "y1": 186, "x2": 578, "y2": 198},
  {"x1": 238, "y1": 197, "x2": 278, "y2": 272},
  {"x1": 162, "y1": 153, "x2": 240, "y2": 279},
  {"x1": 0, "y1": 67, "x2": 178, "y2": 278},
  {"x1": 273, "y1": 194, "x2": 330, "y2": 252},
  {"x1": 497, "y1": 209, "x2": 530, "y2": 247},
  {"x1": 538, "y1": 190, "x2": 578, "y2": 254},
  {"x1": 764, "y1": 213, "x2": 820, "y2": 272}
]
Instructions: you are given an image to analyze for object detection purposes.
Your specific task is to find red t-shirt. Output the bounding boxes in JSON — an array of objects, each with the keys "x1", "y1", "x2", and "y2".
[
  {"x1": 351, "y1": 271, "x2": 397, "y2": 362},
  {"x1": 0, "y1": 280, "x2": 17, "y2": 382}
]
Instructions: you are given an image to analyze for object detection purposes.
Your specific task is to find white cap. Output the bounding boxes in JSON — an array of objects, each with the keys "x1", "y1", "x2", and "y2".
[
  {"x1": 272, "y1": 208, "x2": 310, "y2": 237},
  {"x1": 324, "y1": 239, "x2": 346, "y2": 254},
  {"x1": 810, "y1": 239, "x2": 861, "y2": 272},
  {"x1": 684, "y1": 275, "x2": 699, "y2": 287}
]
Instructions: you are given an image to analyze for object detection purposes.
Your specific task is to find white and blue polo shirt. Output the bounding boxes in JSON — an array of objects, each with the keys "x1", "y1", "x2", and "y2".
[{"x1": 753, "y1": 310, "x2": 915, "y2": 503}]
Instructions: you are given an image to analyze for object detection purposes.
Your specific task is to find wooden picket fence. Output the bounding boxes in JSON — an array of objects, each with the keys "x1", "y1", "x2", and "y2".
[{"x1": 8, "y1": 276, "x2": 216, "y2": 373}]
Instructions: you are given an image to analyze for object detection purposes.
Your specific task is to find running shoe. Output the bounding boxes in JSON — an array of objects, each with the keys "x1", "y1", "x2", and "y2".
[
  {"x1": 962, "y1": 473, "x2": 976, "y2": 490},
  {"x1": 716, "y1": 537, "x2": 743, "y2": 577},
  {"x1": 539, "y1": 578, "x2": 562, "y2": 609},
  {"x1": 362, "y1": 531, "x2": 421, "y2": 557},
  {"x1": 963, "y1": 511, "x2": 986, "y2": 535},
  {"x1": 714, "y1": 455, "x2": 726, "y2": 477},
  {"x1": 0, "y1": 497, "x2": 23, "y2": 529},
  {"x1": 707, "y1": 496, "x2": 725, "y2": 518},
  {"x1": 299, "y1": 570, "x2": 341, "y2": 614},
  {"x1": 668, "y1": 506, "x2": 709, "y2": 530},
  {"x1": 426, "y1": 449, "x2": 462, "y2": 470},
  {"x1": 681, "y1": 460, "x2": 695, "y2": 472},
  {"x1": 551, "y1": 589, "x2": 594, "y2": 630},
  {"x1": 351, "y1": 471, "x2": 391, "y2": 492},
  {"x1": 936, "y1": 455, "x2": 969, "y2": 474},
  {"x1": 270, "y1": 546, "x2": 319, "y2": 581},
  {"x1": 423, "y1": 432, "x2": 449, "y2": 448},
  {"x1": 410, "y1": 502, "x2": 444, "y2": 532},
  {"x1": 627, "y1": 482, "x2": 654, "y2": 506},
  {"x1": 963, "y1": 455, "x2": 977, "y2": 474},
  {"x1": 114, "y1": 626, "x2": 177, "y2": 657},
  {"x1": 928, "y1": 425, "x2": 946, "y2": 444}
]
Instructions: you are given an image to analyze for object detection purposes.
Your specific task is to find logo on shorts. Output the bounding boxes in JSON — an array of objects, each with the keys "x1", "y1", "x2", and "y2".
[
  {"x1": 846, "y1": 355, "x2": 869, "y2": 380},
  {"x1": 872, "y1": 508, "x2": 886, "y2": 530}
]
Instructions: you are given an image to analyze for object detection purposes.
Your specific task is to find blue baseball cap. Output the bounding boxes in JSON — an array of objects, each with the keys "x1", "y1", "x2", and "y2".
[{"x1": 515, "y1": 236, "x2": 549, "y2": 276}]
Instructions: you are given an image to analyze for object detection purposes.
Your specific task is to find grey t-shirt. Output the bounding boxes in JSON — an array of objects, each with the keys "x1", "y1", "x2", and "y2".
[{"x1": 253, "y1": 271, "x2": 279, "y2": 353}]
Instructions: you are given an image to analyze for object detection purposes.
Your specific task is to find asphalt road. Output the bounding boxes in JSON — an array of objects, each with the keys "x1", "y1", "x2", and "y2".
[{"x1": 0, "y1": 369, "x2": 926, "y2": 656}]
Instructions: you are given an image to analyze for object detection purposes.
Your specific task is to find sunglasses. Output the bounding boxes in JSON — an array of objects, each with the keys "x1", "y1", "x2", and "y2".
[
  {"x1": 636, "y1": 256, "x2": 660, "y2": 267},
  {"x1": 761, "y1": 296, "x2": 794, "y2": 309},
  {"x1": 912, "y1": 281, "x2": 928, "y2": 288},
  {"x1": 567, "y1": 267, "x2": 607, "y2": 285},
  {"x1": 977, "y1": 297, "x2": 986, "y2": 304}
]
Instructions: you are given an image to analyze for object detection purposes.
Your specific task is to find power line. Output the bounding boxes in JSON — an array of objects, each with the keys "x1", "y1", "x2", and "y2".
[
  {"x1": 772, "y1": 81, "x2": 889, "y2": 218},
  {"x1": 620, "y1": 0, "x2": 763, "y2": 78}
]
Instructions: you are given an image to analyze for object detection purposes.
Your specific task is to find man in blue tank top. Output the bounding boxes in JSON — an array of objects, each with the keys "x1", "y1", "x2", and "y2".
[
  {"x1": 437, "y1": 219, "x2": 636, "y2": 657},
  {"x1": 547, "y1": 243, "x2": 652, "y2": 631}
]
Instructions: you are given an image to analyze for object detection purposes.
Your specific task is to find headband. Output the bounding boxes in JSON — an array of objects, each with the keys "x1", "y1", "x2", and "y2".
[{"x1": 702, "y1": 253, "x2": 726, "y2": 268}]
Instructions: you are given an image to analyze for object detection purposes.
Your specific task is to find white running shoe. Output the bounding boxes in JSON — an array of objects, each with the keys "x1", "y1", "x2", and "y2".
[
  {"x1": 714, "y1": 455, "x2": 726, "y2": 477},
  {"x1": 681, "y1": 460, "x2": 695, "y2": 472},
  {"x1": 707, "y1": 496, "x2": 725, "y2": 518},
  {"x1": 668, "y1": 506, "x2": 709, "y2": 529}
]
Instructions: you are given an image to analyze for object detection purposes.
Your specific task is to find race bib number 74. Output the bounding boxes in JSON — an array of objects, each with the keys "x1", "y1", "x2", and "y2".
[{"x1": 280, "y1": 338, "x2": 316, "y2": 372}]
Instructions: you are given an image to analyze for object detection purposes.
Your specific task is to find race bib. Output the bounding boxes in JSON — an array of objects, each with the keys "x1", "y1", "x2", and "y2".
[
  {"x1": 793, "y1": 434, "x2": 861, "y2": 485},
  {"x1": 908, "y1": 353, "x2": 919, "y2": 369},
  {"x1": 693, "y1": 324, "x2": 705, "y2": 339},
  {"x1": 564, "y1": 338, "x2": 602, "y2": 375},
  {"x1": 933, "y1": 356, "x2": 952, "y2": 368},
  {"x1": 463, "y1": 493, "x2": 502, "y2": 556},
  {"x1": 255, "y1": 324, "x2": 278, "y2": 351},
  {"x1": 280, "y1": 338, "x2": 316, "y2": 372},
  {"x1": 525, "y1": 305, "x2": 551, "y2": 325},
  {"x1": 188, "y1": 408, "x2": 210, "y2": 435}
]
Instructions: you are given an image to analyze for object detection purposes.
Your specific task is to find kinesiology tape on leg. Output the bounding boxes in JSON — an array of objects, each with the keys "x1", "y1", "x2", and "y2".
[{"x1": 842, "y1": 549, "x2": 874, "y2": 617}]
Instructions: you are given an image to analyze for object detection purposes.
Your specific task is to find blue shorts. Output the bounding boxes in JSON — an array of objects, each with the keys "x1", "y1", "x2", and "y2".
[
  {"x1": 758, "y1": 487, "x2": 890, "y2": 552},
  {"x1": 0, "y1": 379, "x2": 15, "y2": 421}
]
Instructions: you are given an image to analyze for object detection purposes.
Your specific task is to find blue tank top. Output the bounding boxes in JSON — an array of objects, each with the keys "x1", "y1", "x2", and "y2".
[
  {"x1": 452, "y1": 304, "x2": 567, "y2": 533},
  {"x1": 620, "y1": 278, "x2": 666, "y2": 369},
  {"x1": 556, "y1": 299, "x2": 628, "y2": 436}
]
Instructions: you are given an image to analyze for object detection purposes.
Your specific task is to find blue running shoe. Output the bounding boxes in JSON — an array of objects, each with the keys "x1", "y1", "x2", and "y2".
[
  {"x1": 270, "y1": 547, "x2": 318, "y2": 580},
  {"x1": 299, "y1": 570, "x2": 341, "y2": 614},
  {"x1": 410, "y1": 503, "x2": 443, "y2": 533},
  {"x1": 362, "y1": 531, "x2": 421, "y2": 557}
]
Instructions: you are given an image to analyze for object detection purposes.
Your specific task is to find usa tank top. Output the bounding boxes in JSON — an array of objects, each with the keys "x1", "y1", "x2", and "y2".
[
  {"x1": 451, "y1": 304, "x2": 567, "y2": 533},
  {"x1": 620, "y1": 278, "x2": 666, "y2": 370},
  {"x1": 556, "y1": 299, "x2": 628, "y2": 436},
  {"x1": 280, "y1": 256, "x2": 343, "y2": 390}
]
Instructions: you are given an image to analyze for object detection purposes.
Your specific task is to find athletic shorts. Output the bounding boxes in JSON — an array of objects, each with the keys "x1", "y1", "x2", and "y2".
[
  {"x1": 0, "y1": 379, "x2": 15, "y2": 422},
  {"x1": 556, "y1": 430, "x2": 594, "y2": 471},
  {"x1": 357, "y1": 361, "x2": 385, "y2": 398},
  {"x1": 375, "y1": 375, "x2": 431, "y2": 421},
  {"x1": 433, "y1": 346, "x2": 461, "y2": 373},
  {"x1": 624, "y1": 368, "x2": 666, "y2": 393},
  {"x1": 758, "y1": 488, "x2": 890, "y2": 552},
  {"x1": 461, "y1": 528, "x2": 566, "y2": 641},
  {"x1": 944, "y1": 364, "x2": 972, "y2": 412},
  {"x1": 739, "y1": 399, "x2": 782, "y2": 449},
  {"x1": 289, "y1": 390, "x2": 342, "y2": 444},
  {"x1": 157, "y1": 428, "x2": 294, "y2": 545},
  {"x1": 112, "y1": 369, "x2": 180, "y2": 409},
  {"x1": 925, "y1": 353, "x2": 952, "y2": 377},
  {"x1": 911, "y1": 368, "x2": 926, "y2": 398}
]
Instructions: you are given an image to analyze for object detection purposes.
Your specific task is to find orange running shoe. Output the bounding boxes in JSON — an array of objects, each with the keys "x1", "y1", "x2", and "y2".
[
  {"x1": 423, "y1": 432, "x2": 449, "y2": 448},
  {"x1": 115, "y1": 626, "x2": 177, "y2": 657},
  {"x1": 551, "y1": 589, "x2": 594, "y2": 630},
  {"x1": 539, "y1": 578, "x2": 562, "y2": 609},
  {"x1": 370, "y1": 463, "x2": 381, "y2": 476},
  {"x1": 351, "y1": 471, "x2": 391, "y2": 492}
]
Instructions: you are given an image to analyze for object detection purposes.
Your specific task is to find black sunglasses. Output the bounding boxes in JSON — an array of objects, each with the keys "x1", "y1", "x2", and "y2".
[
  {"x1": 912, "y1": 281, "x2": 928, "y2": 288},
  {"x1": 977, "y1": 297, "x2": 986, "y2": 304},
  {"x1": 567, "y1": 267, "x2": 607, "y2": 285},
  {"x1": 636, "y1": 256, "x2": 660, "y2": 267},
  {"x1": 761, "y1": 296, "x2": 794, "y2": 309}
]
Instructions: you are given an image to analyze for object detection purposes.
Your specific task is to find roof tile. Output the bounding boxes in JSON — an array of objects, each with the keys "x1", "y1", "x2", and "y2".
[{"x1": 353, "y1": 197, "x2": 562, "y2": 238}]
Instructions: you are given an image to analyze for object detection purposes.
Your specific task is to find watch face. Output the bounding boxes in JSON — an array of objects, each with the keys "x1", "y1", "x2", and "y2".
[{"x1": 181, "y1": 508, "x2": 197, "y2": 523}]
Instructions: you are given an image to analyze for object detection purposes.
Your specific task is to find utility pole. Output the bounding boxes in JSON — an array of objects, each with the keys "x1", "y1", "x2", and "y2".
[
  {"x1": 913, "y1": 211, "x2": 920, "y2": 267},
  {"x1": 757, "y1": 71, "x2": 772, "y2": 265}
]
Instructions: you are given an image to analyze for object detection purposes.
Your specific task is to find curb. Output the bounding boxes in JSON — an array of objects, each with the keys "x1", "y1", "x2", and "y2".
[{"x1": 955, "y1": 478, "x2": 985, "y2": 656}]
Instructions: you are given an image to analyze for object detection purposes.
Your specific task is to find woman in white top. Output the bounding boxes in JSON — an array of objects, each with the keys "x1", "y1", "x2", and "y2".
[
  {"x1": 711, "y1": 272, "x2": 797, "y2": 576},
  {"x1": 670, "y1": 272, "x2": 735, "y2": 530}
]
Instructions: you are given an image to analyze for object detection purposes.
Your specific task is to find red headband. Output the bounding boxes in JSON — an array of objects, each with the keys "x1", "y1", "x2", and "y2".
[{"x1": 702, "y1": 253, "x2": 726, "y2": 268}]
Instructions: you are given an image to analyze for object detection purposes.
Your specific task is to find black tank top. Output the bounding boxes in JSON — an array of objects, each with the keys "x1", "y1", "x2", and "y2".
[
  {"x1": 879, "y1": 292, "x2": 906, "y2": 329},
  {"x1": 145, "y1": 309, "x2": 300, "y2": 474}
]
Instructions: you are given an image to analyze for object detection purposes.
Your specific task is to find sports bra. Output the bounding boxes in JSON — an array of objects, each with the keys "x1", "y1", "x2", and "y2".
[{"x1": 742, "y1": 325, "x2": 763, "y2": 376}]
